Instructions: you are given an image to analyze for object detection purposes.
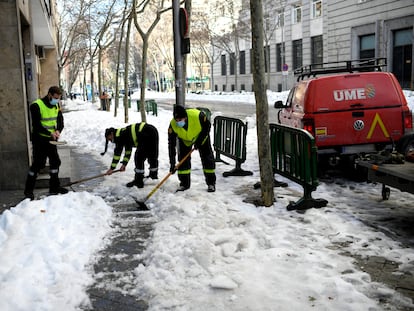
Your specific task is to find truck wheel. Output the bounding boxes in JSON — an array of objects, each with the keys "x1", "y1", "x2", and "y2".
[{"x1": 396, "y1": 134, "x2": 414, "y2": 155}]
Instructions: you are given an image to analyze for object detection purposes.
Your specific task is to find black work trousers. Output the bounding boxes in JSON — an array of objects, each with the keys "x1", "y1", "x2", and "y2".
[
  {"x1": 25, "y1": 138, "x2": 62, "y2": 194},
  {"x1": 134, "y1": 124, "x2": 159, "y2": 174},
  {"x1": 29, "y1": 138, "x2": 61, "y2": 174},
  {"x1": 177, "y1": 137, "x2": 216, "y2": 188}
]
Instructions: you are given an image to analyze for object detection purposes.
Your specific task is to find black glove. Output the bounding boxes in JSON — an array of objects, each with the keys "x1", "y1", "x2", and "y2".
[
  {"x1": 194, "y1": 139, "x2": 202, "y2": 150},
  {"x1": 170, "y1": 163, "x2": 176, "y2": 174}
]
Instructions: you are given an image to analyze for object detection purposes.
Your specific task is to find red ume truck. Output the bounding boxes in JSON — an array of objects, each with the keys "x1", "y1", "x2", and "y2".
[{"x1": 275, "y1": 58, "x2": 414, "y2": 198}]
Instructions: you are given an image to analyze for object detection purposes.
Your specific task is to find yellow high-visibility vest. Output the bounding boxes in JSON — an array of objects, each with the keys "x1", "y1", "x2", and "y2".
[
  {"x1": 170, "y1": 109, "x2": 201, "y2": 147},
  {"x1": 34, "y1": 99, "x2": 59, "y2": 138}
]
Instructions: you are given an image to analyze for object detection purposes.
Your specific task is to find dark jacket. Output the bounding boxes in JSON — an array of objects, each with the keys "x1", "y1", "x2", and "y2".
[{"x1": 110, "y1": 123, "x2": 149, "y2": 169}]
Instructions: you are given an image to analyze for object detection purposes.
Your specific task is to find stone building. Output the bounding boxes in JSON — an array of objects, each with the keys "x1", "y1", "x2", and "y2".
[
  {"x1": 0, "y1": 0, "x2": 59, "y2": 190},
  {"x1": 212, "y1": 0, "x2": 414, "y2": 92}
]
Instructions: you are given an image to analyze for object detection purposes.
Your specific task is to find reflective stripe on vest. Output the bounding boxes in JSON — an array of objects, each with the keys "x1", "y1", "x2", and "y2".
[
  {"x1": 170, "y1": 109, "x2": 201, "y2": 147},
  {"x1": 115, "y1": 128, "x2": 122, "y2": 138},
  {"x1": 34, "y1": 99, "x2": 59, "y2": 138},
  {"x1": 131, "y1": 122, "x2": 146, "y2": 146}
]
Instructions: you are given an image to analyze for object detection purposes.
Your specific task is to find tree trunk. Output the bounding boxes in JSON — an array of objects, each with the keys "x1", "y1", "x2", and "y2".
[
  {"x1": 123, "y1": 14, "x2": 132, "y2": 124},
  {"x1": 139, "y1": 38, "x2": 148, "y2": 122},
  {"x1": 250, "y1": 0, "x2": 274, "y2": 207},
  {"x1": 98, "y1": 47, "x2": 102, "y2": 97}
]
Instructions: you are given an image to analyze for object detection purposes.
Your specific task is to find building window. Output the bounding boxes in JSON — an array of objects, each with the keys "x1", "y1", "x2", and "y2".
[
  {"x1": 250, "y1": 49, "x2": 253, "y2": 73},
  {"x1": 230, "y1": 53, "x2": 235, "y2": 75},
  {"x1": 276, "y1": 43, "x2": 282, "y2": 72},
  {"x1": 311, "y1": 0, "x2": 322, "y2": 19},
  {"x1": 221, "y1": 55, "x2": 226, "y2": 76},
  {"x1": 393, "y1": 28, "x2": 412, "y2": 89},
  {"x1": 311, "y1": 35, "x2": 323, "y2": 66},
  {"x1": 240, "y1": 51, "x2": 246, "y2": 74},
  {"x1": 277, "y1": 11, "x2": 284, "y2": 28},
  {"x1": 264, "y1": 45, "x2": 270, "y2": 73},
  {"x1": 359, "y1": 34, "x2": 375, "y2": 59},
  {"x1": 292, "y1": 4, "x2": 302, "y2": 24},
  {"x1": 292, "y1": 39, "x2": 303, "y2": 70}
]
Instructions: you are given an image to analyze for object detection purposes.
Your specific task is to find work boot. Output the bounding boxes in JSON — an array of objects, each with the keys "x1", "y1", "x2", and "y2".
[
  {"x1": 24, "y1": 173, "x2": 37, "y2": 200},
  {"x1": 126, "y1": 173, "x2": 144, "y2": 188},
  {"x1": 207, "y1": 184, "x2": 216, "y2": 192},
  {"x1": 24, "y1": 192, "x2": 35, "y2": 201},
  {"x1": 50, "y1": 187, "x2": 69, "y2": 195},
  {"x1": 149, "y1": 169, "x2": 158, "y2": 180},
  {"x1": 177, "y1": 174, "x2": 190, "y2": 192},
  {"x1": 176, "y1": 185, "x2": 190, "y2": 192},
  {"x1": 49, "y1": 173, "x2": 69, "y2": 195}
]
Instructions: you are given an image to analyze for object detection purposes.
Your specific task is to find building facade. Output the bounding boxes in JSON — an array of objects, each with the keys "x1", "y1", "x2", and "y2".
[
  {"x1": 212, "y1": 0, "x2": 414, "y2": 92},
  {"x1": 0, "y1": 0, "x2": 59, "y2": 190}
]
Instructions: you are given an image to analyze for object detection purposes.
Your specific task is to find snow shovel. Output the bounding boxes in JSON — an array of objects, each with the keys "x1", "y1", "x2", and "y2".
[
  {"x1": 65, "y1": 169, "x2": 120, "y2": 187},
  {"x1": 136, "y1": 148, "x2": 195, "y2": 210}
]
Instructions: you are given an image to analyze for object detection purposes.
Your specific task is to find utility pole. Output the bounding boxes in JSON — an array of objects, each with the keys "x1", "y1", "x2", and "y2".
[
  {"x1": 89, "y1": 3, "x2": 95, "y2": 103},
  {"x1": 281, "y1": 1, "x2": 287, "y2": 91},
  {"x1": 172, "y1": 0, "x2": 190, "y2": 106},
  {"x1": 173, "y1": 0, "x2": 184, "y2": 106}
]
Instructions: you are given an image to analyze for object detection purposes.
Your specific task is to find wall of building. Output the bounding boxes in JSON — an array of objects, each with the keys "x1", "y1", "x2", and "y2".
[
  {"x1": 212, "y1": 0, "x2": 413, "y2": 93},
  {"x1": 0, "y1": 1, "x2": 31, "y2": 190},
  {"x1": 38, "y1": 49, "x2": 59, "y2": 96},
  {"x1": 0, "y1": 0, "x2": 59, "y2": 190}
]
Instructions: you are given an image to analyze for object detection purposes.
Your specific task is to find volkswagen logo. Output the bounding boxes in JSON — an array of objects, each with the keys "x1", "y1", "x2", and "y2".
[{"x1": 353, "y1": 120, "x2": 364, "y2": 131}]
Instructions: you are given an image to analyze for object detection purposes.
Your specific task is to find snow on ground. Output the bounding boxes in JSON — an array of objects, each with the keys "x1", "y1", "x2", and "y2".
[{"x1": 0, "y1": 89, "x2": 413, "y2": 310}]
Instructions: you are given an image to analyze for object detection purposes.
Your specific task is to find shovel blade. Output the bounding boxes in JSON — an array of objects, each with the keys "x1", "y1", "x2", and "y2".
[
  {"x1": 137, "y1": 201, "x2": 149, "y2": 211},
  {"x1": 132, "y1": 197, "x2": 150, "y2": 211}
]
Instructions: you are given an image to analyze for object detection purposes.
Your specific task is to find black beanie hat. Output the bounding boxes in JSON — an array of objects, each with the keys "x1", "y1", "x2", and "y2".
[
  {"x1": 173, "y1": 105, "x2": 187, "y2": 119},
  {"x1": 101, "y1": 127, "x2": 115, "y2": 156}
]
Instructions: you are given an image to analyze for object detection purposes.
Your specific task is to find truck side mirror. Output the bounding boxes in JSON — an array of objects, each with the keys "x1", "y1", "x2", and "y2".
[{"x1": 274, "y1": 100, "x2": 284, "y2": 108}]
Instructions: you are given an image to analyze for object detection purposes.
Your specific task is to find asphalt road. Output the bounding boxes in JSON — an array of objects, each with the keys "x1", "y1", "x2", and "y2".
[{"x1": 154, "y1": 97, "x2": 281, "y2": 123}]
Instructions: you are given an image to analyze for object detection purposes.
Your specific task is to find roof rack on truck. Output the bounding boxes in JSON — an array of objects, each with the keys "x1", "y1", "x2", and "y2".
[{"x1": 294, "y1": 58, "x2": 387, "y2": 81}]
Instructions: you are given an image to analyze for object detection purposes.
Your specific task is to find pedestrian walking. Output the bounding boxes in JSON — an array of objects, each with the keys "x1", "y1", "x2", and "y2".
[
  {"x1": 99, "y1": 92, "x2": 110, "y2": 111},
  {"x1": 24, "y1": 86, "x2": 69, "y2": 200},
  {"x1": 168, "y1": 105, "x2": 216, "y2": 192},
  {"x1": 102, "y1": 122, "x2": 159, "y2": 188}
]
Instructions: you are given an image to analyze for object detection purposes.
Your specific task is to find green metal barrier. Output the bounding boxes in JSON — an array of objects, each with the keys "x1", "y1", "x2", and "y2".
[
  {"x1": 213, "y1": 116, "x2": 253, "y2": 177},
  {"x1": 269, "y1": 123, "x2": 328, "y2": 211},
  {"x1": 136, "y1": 99, "x2": 158, "y2": 116}
]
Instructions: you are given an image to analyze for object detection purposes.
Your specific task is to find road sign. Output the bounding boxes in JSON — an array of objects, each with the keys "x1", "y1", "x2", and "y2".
[
  {"x1": 179, "y1": 8, "x2": 189, "y2": 38},
  {"x1": 282, "y1": 63, "x2": 288, "y2": 71}
]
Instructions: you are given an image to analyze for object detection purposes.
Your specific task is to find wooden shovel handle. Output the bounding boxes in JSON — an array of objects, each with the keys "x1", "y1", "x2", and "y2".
[{"x1": 143, "y1": 148, "x2": 195, "y2": 201}]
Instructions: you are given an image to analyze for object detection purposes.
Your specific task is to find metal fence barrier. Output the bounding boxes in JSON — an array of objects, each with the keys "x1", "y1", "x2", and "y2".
[
  {"x1": 134, "y1": 99, "x2": 158, "y2": 116},
  {"x1": 213, "y1": 116, "x2": 253, "y2": 177},
  {"x1": 269, "y1": 123, "x2": 328, "y2": 211}
]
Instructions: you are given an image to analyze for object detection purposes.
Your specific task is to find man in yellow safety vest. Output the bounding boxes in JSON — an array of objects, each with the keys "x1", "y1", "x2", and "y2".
[
  {"x1": 168, "y1": 105, "x2": 216, "y2": 192},
  {"x1": 24, "y1": 86, "x2": 68, "y2": 200}
]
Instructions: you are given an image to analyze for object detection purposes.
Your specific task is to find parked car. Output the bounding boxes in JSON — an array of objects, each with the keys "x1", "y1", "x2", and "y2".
[
  {"x1": 119, "y1": 89, "x2": 132, "y2": 97},
  {"x1": 274, "y1": 58, "x2": 413, "y2": 173}
]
